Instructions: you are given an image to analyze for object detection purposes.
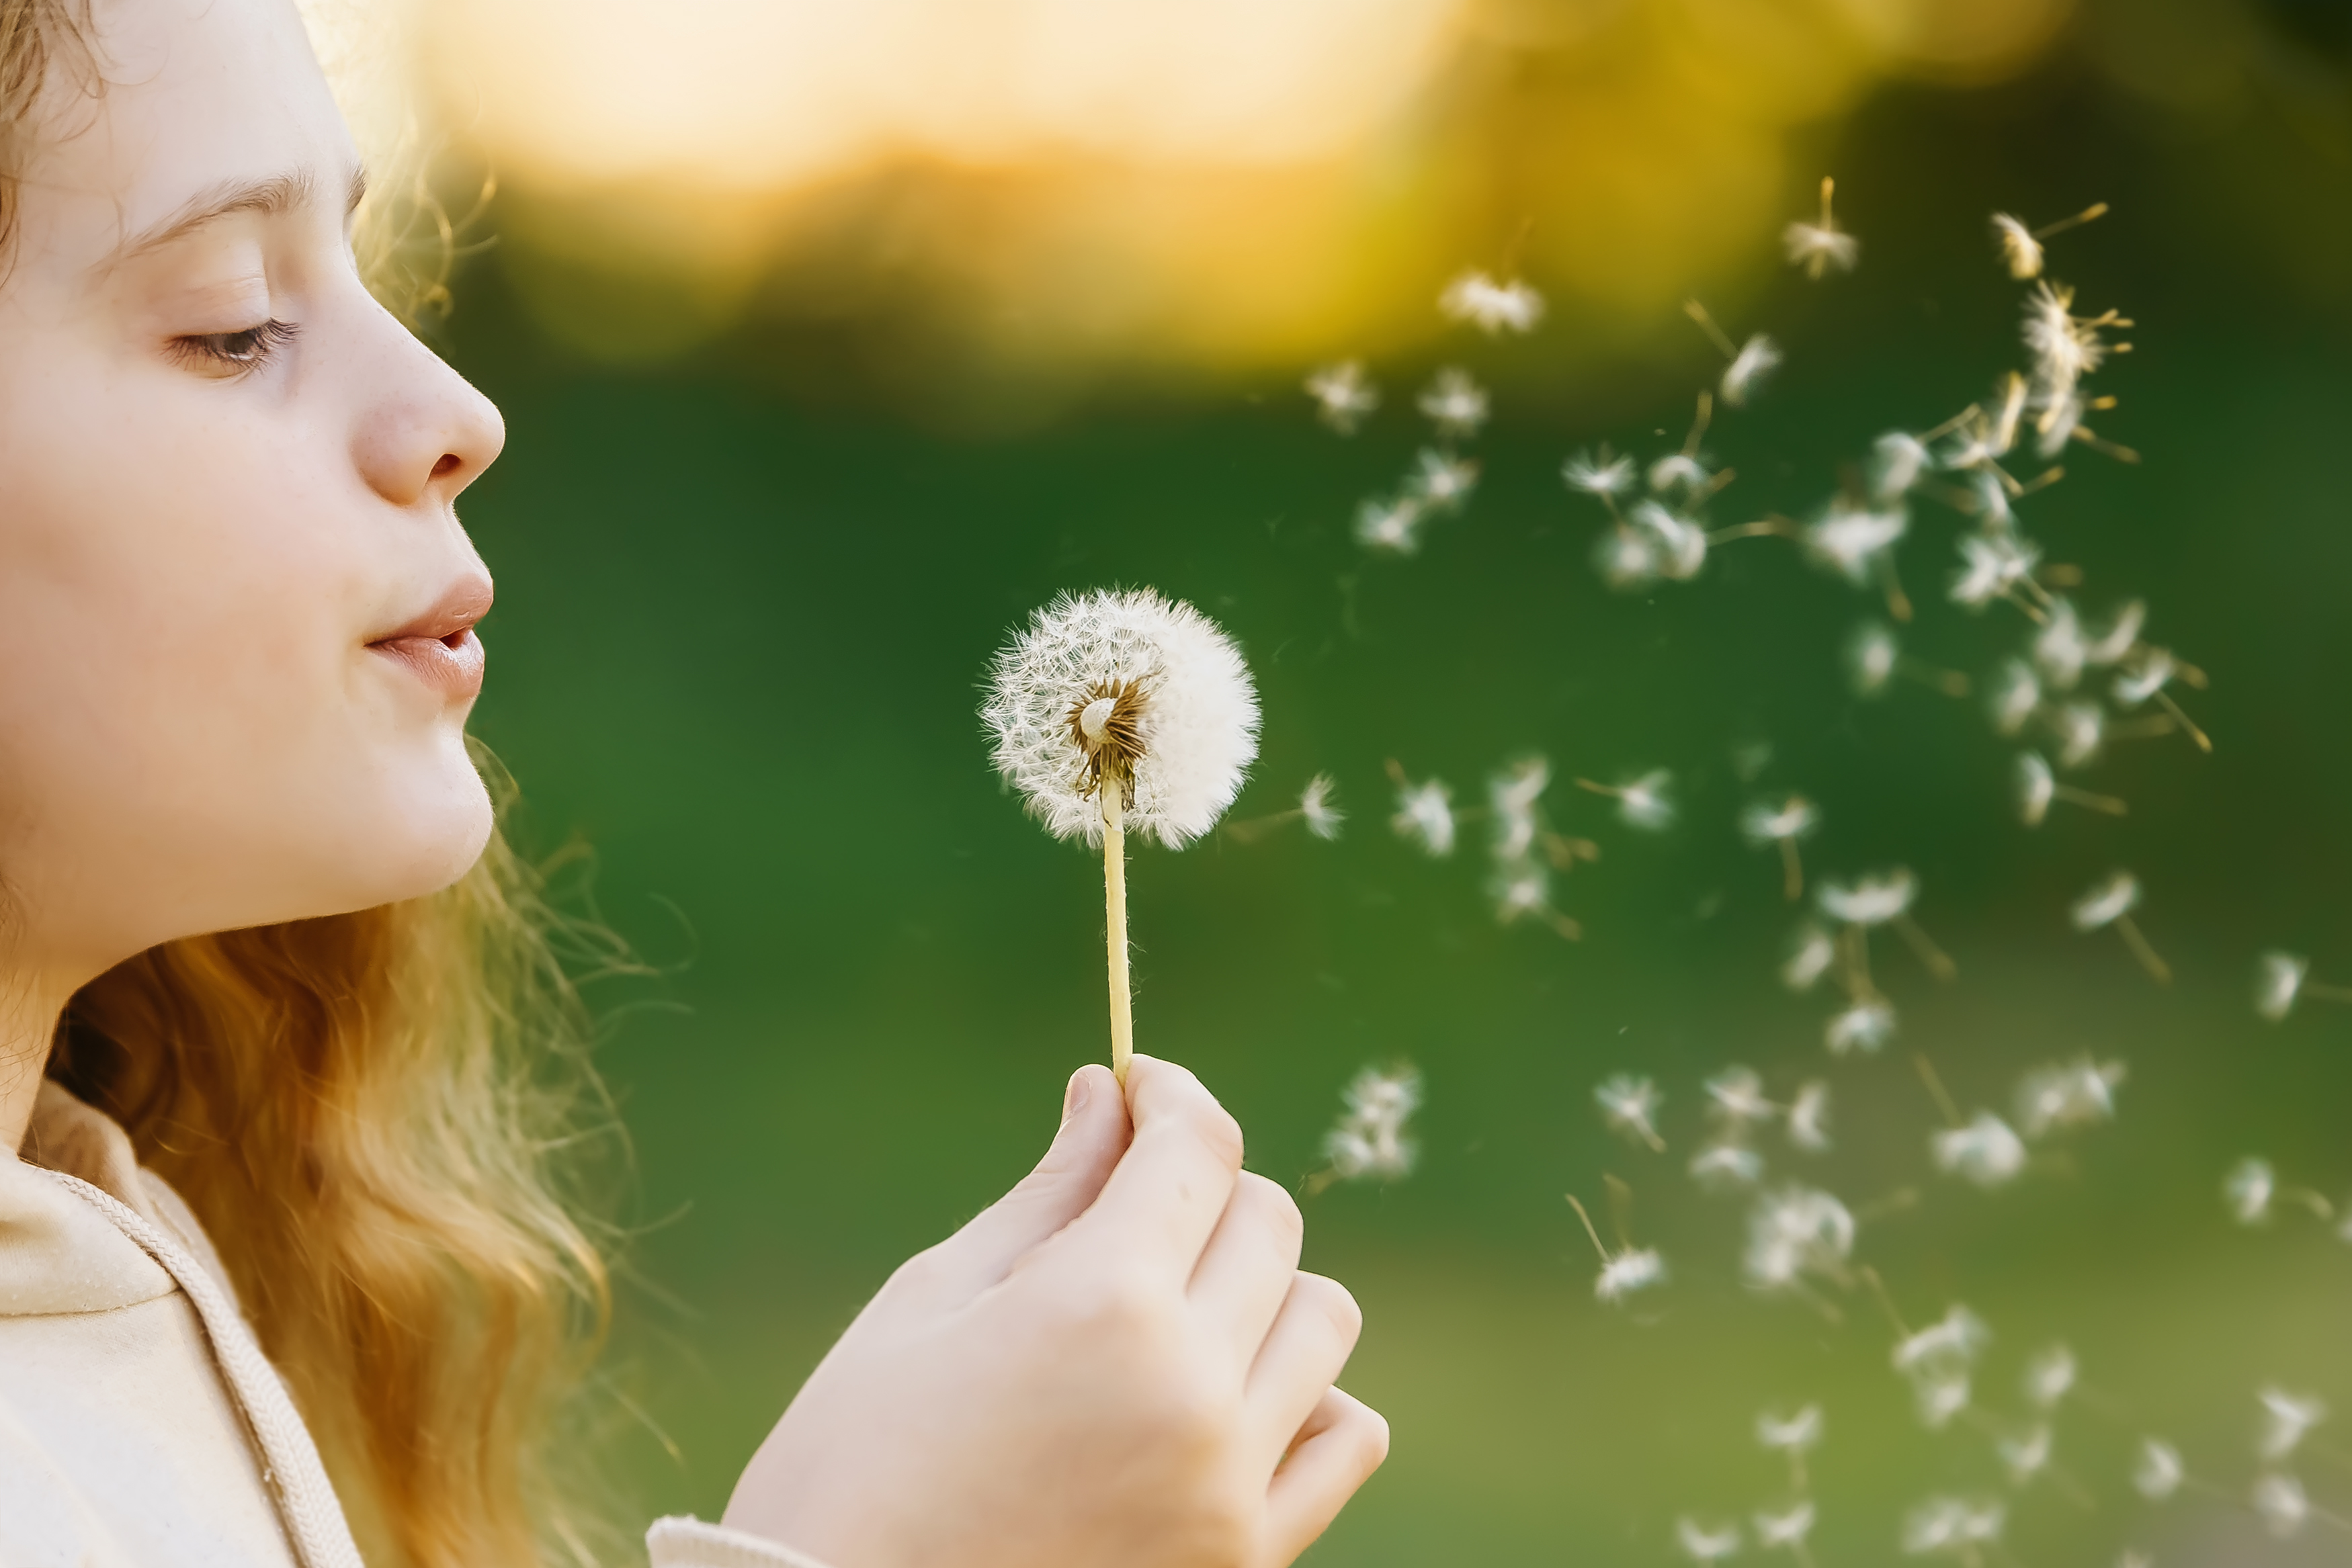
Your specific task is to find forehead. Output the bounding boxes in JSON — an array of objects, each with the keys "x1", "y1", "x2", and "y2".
[{"x1": 28, "y1": 0, "x2": 353, "y2": 251}]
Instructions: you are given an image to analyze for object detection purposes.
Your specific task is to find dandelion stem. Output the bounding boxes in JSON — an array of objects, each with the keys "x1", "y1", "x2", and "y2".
[
  {"x1": 2303, "y1": 981, "x2": 2352, "y2": 1005},
  {"x1": 1999, "y1": 586, "x2": 2052, "y2": 625},
  {"x1": 1900, "y1": 658, "x2": 1972, "y2": 699},
  {"x1": 1103, "y1": 779, "x2": 1136, "y2": 1085},
  {"x1": 2033, "y1": 202, "x2": 2109, "y2": 238},
  {"x1": 2053, "y1": 783, "x2": 2129, "y2": 816},
  {"x1": 2107, "y1": 714, "x2": 2178, "y2": 741},
  {"x1": 2113, "y1": 915, "x2": 2172, "y2": 986},
  {"x1": 1913, "y1": 1053, "x2": 1964, "y2": 1129},
  {"x1": 1780, "y1": 837, "x2": 1804, "y2": 902},
  {"x1": 1857, "y1": 1265, "x2": 1910, "y2": 1338},
  {"x1": 1895, "y1": 914, "x2": 1958, "y2": 980},
  {"x1": 1876, "y1": 551, "x2": 1914, "y2": 623},
  {"x1": 1683, "y1": 300, "x2": 1739, "y2": 359},
  {"x1": 2282, "y1": 1186, "x2": 2337, "y2": 1221},
  {"x1": 1565, "y1": 1193, "x2": 1613, "y2": 1264},
  {"x1": 2153, "y1": 689, "x2": 2212, "y2": 752}
]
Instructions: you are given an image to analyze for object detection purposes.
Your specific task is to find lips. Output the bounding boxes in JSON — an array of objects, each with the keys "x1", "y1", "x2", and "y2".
[{"x1": 368, "y1": 574, "x2": 492, "y2": 701}]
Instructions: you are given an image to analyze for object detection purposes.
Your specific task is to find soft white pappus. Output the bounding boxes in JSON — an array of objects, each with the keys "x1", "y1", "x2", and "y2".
[
  {"x1": 2014, "y1": 1055, "x2": 2126, "y2": 1139},
  {"x1": 1676, "y1": 1517, "x2": 1744, "y2": 1563},
  {"x1": 1933, "y1": 1113, "x2": 2028, "y2": 1189},
  {"x1": 1322, "y1": 1065, "x2": 1421, "y2": 1182},
  {"x1": 2022, "y1": 279, "x2": 2110, "y2": 396},
  {"x1": 1742, "y1": 796, "x2": 1819, "y2": 846},
  {"x1": 1951, "y1": 529, "x2": 2041, "y2": 611},
  {"x1": 1722, "y1": 334, "x2": 1783, "y2": 407},
  {"x1": 1418, "y1": 367, "x2": 1490, "y2": 439},
  {"x1": 1296, "y1": 773, "x2": 1345, "y2": 840},
  {"x1": 1914, "y1": 1373, "x2": 1973, "y2": 1431},
  {"x1": 1406, "y1": 447, "x2": 1481, "y2": 513},
  {"x1": 1820, "y1": 867, "x2": 1918, "y2": 926},
  {"x1": 1489, "y1": 756, "x2": 1552, "y2": 859},
  {"x1": 1390, "y1": 776, "x2": 1456, "y2": 858},
  {"x1": 1989, "y1": 660, "x2": 2043, "y2": 736},
  {"x1": 1564, "y1": 447, "x2": 1637, "y2": 498},
  {"x1": 1803, "y1": 500, "x2": 1908, "y2": 587},
  {"x1": 1999, "y1": 1423, "x2": 2054, "y2": 1487},
  {"x1": 2225, "y1": 1158, "x2": 2275, "y2": 1225},
  {"x1": 2253, "y1": 1473, "x2": 2310, "y2": 1538},
  {"x1": 1353, "y1": 492, "x2": 1431, "y2": 555},
  {"x1": 1757, "y1": 1404, "x2": 1824, "y2": 1454},
  {"x1": 1787, "y1": 1081, "x2": 1833, "y2": 1153},
  {"x1": 1872, "y1": 431, "x2": 1933, "y2": 501},
  {"x1": 1647, "y1": 451, "x2": 1712, "y2": 497},
  {"x1": 1753, "y1": 1502, "x2": 1815, "y2": 1553},
  {"x1": 2134, "y1": 1437, "x2": 2185, "y2": 1501},
  {"x1": 1692, "y1": 1142, "x2": 1767, "y2": 1192},
  {"x1": 2033, "y1": 598, "x2": 2088, "y2": 691},
  {"x1": 2259, "y1": 1387, "x2": 2328, "y2": 1463},
  {"x1": 1786, "y1": 210, "x2": 1858, "y2": 283},
  {"x1": 1902, "y1": 1496, "x2": 2005, "y2": 1557},
  {"x1": 1596, "y1": 1074, "x2": 1666, "y2": 1151},
  {"x1": 2086, "y1": 600, "x2": 2146, "y2": 666},
  {"x1": 1615, "y1": 770, "x2": 1676, "y2": 831},
  {"x1": 1744, "y1": 1185, "x2": 1855, "y2": 1291},
  {"x1": 2112, "y1": 649, "x2": 2175, "y2": 710},
  {"x1": 1438, "y1": 269, "x2": 1546, "y2": 335},
  {"x1": 2023, "y1": 1344, "x2": 2078, "y2": 1410},
  {"x1": 1847, "y1": 621, "x2": 1898, "y2": 697},
  {"x1": 1594, "y1": 522, "x2": 1665, "y2": 591},
  {"x1": 1894, "y1": 1305, "x2": 1991, "y2": 1380},
  {"x1": 2256, "y1": 951, "x2": 2310, "y2": 1021},
  {"x1": 2052, "y1": 701, "x2": 2105, "y2": 769},
  {"x1": 1826, "y1": 998, "x2": 1897, "y2": 1055},
  {"x1": 1706, "y1": 1065, "x2": 1777, "y2": 1133},
  {"x1": 1629, "y1": 501, "x2": 1710, "y2": 581},
  {"x1": 2016, "y1": 751, "x2": 2056, "y2": 826},
  {"x1": 1304, "y1": 360, "x2": 1380, "y2": 434},
  {"x1": 982, "y1": 589, "x2": 1261, "y2": 851},
  {"x1": 2070, "y1": 871, "x2": 2140, "y2": 930},
  {"x1": 1992, "y1": 213, "x2": 2044, "y2": 279},
  {"x1": 1783, "y1": 923, "x2": 1837, "y2": 992},
  {"x1": 1595, "y1": 1246, "x2": 1668, "y2": 1304}
]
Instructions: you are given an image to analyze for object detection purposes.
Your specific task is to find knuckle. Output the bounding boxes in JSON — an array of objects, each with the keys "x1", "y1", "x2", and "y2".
[
  {"x1": 1297, "y1": 1272, "x2": 1364, "y2": 1344},
  {"x1": 1238, "y1": 1172, "x2": 1303, "y2": 1243},
  {"x1": 1193, "y1": 1103, "x2": 1247, "y2": 1168},
  {"x1": 1349, "y1": 1400, "x2": 1392, "y2": 1468}
]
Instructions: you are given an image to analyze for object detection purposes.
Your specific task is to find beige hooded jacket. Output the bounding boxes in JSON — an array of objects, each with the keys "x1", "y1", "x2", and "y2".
[{"x1": 2, "y1": 1081, "x2": 823, "y2": 1568}]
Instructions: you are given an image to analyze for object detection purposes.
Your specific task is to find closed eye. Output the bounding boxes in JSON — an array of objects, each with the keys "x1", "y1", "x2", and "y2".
[{"x1": 169, "y1": 319, "x2": 300, "y2": 377}]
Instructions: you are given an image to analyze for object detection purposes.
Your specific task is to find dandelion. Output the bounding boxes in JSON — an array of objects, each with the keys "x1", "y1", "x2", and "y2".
[
  {"x1": 1677, "y1": 1518, "x2": 1744, "y2": 1563},
  {"x1": 2133, "y1": 1438, "x2": 2185, "y2": 1501},
  {"x1": 1744, "y1": 1186, "x2": 1855, "y2": 1291},
  {"x1": 1933, "y1": 1113, "x2": 2028, "y2": 1189},
  {"x1": 1988, "y1": 660, "x2": 2042, "y2": 736},
  {"x1": 984, "y1": 590, "x2": 1260, "y2": 1082},
  {"x1": 2014, "y1": 750, "x2": 2127, "y2": 826},
  {"x1": 1564, "y1": 447, "x2": 1638, "y2": 500},
  {"x1": 1300, "y1": 774, "x2": 1344, "y2": 840},
  {"x1": 1787, "y1": 1082, "x2": 1832, "y2": 1152},
  {"x1": 1353, "y1": 492, "x2": 1430, "y2": 554},
  {"x1": 2110, "y1": 645, "x2": 2213, "y2": 753},
  {"x1": 2023, "y1": 1344, "x2": 2078, "y2": 1410},
  {"x1": 1596, "y1": 1074, "x2": 1667, "y2": 1152},
  {"x1": 1406, "y1": 447, "x2": 1481, "y2": 513},
  {"x1": 1418, "y1": 367, "x2": 1489, "y2": 439},
  {"x1": 1304, "y1": 360, "x2": 1379, "y2": 433},
  {"x1": 1566, "y1": 1188, "x2": 1668, "y2": 1306},
  {"x1": 1321, "y1": 1065, "x2": 1421, "y2": 1182},
  {"x1": 1847, "y1": 621, "x2": 1968, "y2": 699},
  {"x1": 1803, "y1": 500, "x2": 1910, "y2": 617},
  {"x1": 1577, "y1": 770, "x2": 1675, "y2": 831},
  {"x1": 2023, "y1": 279, "x2": 2128, "y2": 400},
  {"x1": 2070, "y1": 871, "x2": 2170, "y2": 984},
  {"x1": 1784, "y1": 924, "x2": 1837, "y2": 992},
  {"x1": 1752, "y1": 1501, "x2": 1815, "y2": 1566},
  {"x1": 1990, "y1": 202, "x2": 2107, "y2": 279},
  {"x1": 1685, "y1": 300, "x2": 1781, "y2": 407},
  {"x1": 1693, "y1": 1143, "x2": 1767, "y2": 1192},
  {"x1": 2014, "y1": 1056, "x2": 2126, "y2": 1139},
  {"x1": 2260, "y1": 1388, "x2": 2328, "y2": 1463},
  {"x1": 1826, "y1": 998, "x2": 1897, "y2": 1055},
  {"x1": 1438, "y1": 269, "x2": 1546, "y2": 335},
  {"x1": 1390, "y1": 771, "x2": 1456, "y2": 857},
  {"x1": 1821, "y1": 867, "x2": 1954, "y2": 980},
  {"x1": 1901, "y1": 1496, "x2": 2005, "y2": 1559},
  {"x1": 1742, "y1": 796, "x2": 1820, "y2": 901},
  {"x1": 1872, "y1": 431, "x2": 1933, "y2": 501},
  {"x1": 1784, "y1": 175, "x2": 1859, "y2": 279},
  {"x1": 1998, "y1": 1424, "x2": 2054, "y2": 1487},
  {"x1": 2255, "y1": 1473, "x2": 2311, "y2": 1538},
  {"x1": 1706, "y1": 1065, "x2": 1778, "y2": 1134}
]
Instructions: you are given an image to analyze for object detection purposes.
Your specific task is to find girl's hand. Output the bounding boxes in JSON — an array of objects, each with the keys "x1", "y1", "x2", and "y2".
[{"x1": 721, "y1": 1055, "x2": 1388, "y2": 1568}]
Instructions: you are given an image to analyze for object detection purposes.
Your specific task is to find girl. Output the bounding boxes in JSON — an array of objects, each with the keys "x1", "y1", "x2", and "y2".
[{"x1": 0, "y1": 0, "x2": 1390, "y2": 1564}]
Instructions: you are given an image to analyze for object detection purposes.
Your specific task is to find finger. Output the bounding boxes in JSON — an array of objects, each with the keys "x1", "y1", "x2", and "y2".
[
  {"x1": 1244, "y1": 1272, "x2": 1362, "y2": 1461},
  {"x1": 906, "y1": 1064, "x2": 1129, "y2": 1303},
  {"x1": 1259, "y1": 1388, "x2": 1390, "y2": 1568},
  {"x1": 1062, "y1": 1054, "x2": 1245, "y2": 1281},
  {"x1": 1187, "y1": 1172, "x2": 1304, "y2": 1364}
]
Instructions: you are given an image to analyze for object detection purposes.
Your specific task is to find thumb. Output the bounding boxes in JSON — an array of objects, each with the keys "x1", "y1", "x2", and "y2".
[{"x1": 913, "y1": 1063, "x2": 1130, "y2": 1303}]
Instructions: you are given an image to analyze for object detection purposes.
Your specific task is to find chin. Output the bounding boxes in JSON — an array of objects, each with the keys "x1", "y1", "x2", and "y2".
[{"x1": 337, "y1": 750, "x2": 499, "y2": 910}]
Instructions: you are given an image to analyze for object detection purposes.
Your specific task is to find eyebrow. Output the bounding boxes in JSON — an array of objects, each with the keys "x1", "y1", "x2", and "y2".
[{"x1": 104, "y1": 165, "x2": 368, "y2": 268}]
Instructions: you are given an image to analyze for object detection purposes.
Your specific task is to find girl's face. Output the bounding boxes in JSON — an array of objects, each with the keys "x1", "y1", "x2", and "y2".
[{"x1": 0, "y1": 0, "x2": 505, "y2": 982}]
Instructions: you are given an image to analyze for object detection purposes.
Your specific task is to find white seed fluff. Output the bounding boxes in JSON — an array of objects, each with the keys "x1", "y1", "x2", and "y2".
[{"x1": 982, "y1": 589, "x2": 1260, "y2": 849}]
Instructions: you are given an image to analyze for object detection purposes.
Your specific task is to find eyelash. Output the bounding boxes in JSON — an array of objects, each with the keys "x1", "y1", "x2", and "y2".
[{"x1": 169, "y1": 318, "x2": 300, "y2": 377}]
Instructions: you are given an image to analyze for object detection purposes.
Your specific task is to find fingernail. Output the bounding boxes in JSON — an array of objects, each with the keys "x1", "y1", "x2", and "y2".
[{"x1": 1060, "y1": 1070, "x2": 1091, "y2": 1128}]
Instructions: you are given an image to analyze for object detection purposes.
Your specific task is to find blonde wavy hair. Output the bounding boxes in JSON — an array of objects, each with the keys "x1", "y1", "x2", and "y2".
[{"x1": 6, "y1": 3, "x2": 621, "y2": 1565}]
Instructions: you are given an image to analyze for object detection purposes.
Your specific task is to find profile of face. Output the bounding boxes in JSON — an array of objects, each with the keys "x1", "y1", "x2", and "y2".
[{"x1": 0, "y1": 0, "x2": 505, "y2": 984}]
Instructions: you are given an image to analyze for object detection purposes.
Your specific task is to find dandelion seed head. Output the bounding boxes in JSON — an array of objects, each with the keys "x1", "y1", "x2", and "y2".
[
  {"x1": 1391, "y1": 777, "x2": 1456, "y2": 857},
  {"x1": 1677, "y1": 1516, "x2": 1744, "y2": 1563},
  {"x1": 1722, "y1": 334, "x2": 1783, "y2": 406},
  {"x1": 1596, "y1": 1074, "x2": 1665, "y2": 1149},
  {"x1": 1439, "y1": 269, "x2": 1546, "y2": 335},
  {"x1": 1847, "y1": 621, "x2": 1898, "y2": 696},
  {"x1": 2024, "y1": 1344, "x2": 2078, "y2": 1410},
  {"x1": 1990, "y1": 660, "x2": 2043, "y2": 736},
  {"x1": 1804, "y1": 500, "x2": 1908, "y2": 586},
  {"x1": 1753, "y1": 1501, "x2": 1815, "y2": 1550},
  {"x1": 2226, "y1": 1158, "x2": 2275, "y2": 1225},
  {"x1": 1787, "y1": 1081, "x2": 1833, "y2": 1152},
  {"x1": 1757, "y1": 1404, "x2": 1824, "y2": 1453},
  {"x1": 1992, "y1": 213, "x2": 2044, "y2": 279},
  {"x1": 2256, "y1": 951, "x2": 2308, "y2": 1021},
  {"x1": 1692, "y1": 1142, "x2": 1767, "y2": 1192},
  {"x1": 2260, "y1": 1387, "x2": 2328, "y2": 1463},
  {"x1": 1300, "y1": 773, "x2": 1345, "y2": 840},
  {"x1": 2014, "y1": 1056, "x2": 2126, "y2": 1139},
  {"x1": 1783, "y1": 923, "x2": 1837, "y2": 992},
  {"x1": 1826, "y1": 998, "x2": 1898, "y2": 1055},
  {"x1": 2070, "y1": 872, "x2": 2141, "y2": 931},
  {"x1": 2015, "y1": 751, "x2": 2056, "y2": 826},
  {"x1": 1564, "y1": 449, "x2": 1638, "y2": 498},
  {"x1": 1419, "y1": 367, "x2": 1490, "y2": 439},
  {"x1": 1820, "y1": 867, "x2": 1918, "y2": 926},
  {"x1": 1407, "y1": 447, "x2": 1481, "y2": 513},
  {"x1": 2134, "y1": 1438, "x2": 2184, "y2": 1501},
  {"x1": 1744, "y1": 1185, "x2": 1855, "y2": 1289},
  {"x1": 1872, "y1": 431, "x2": 1933, "y2": 500},
  {"x1": 983, "y1": 589, "x2": 1260, "y2": 851},
  {"x1": 1353, "y1": 492, "x2": 1430, "y2": 555},
  {"x1": 1305, "y1": 360, "x2": 1379, "y2": 433},
  {"x1": 1596, "y1": 1246, "x2": 1668, "y2": 1303},
  {"x1": 1933, "y1": 1113, "x2": 2028, "y2": 1189},
  {"x1": 2253, "y1": 1472, "x2": 2310, "y2": 1538}
]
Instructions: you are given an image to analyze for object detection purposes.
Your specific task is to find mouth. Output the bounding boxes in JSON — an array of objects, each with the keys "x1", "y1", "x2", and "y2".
[{"x1": 368, "y1": 574, "x2": 492, "y2": 701}]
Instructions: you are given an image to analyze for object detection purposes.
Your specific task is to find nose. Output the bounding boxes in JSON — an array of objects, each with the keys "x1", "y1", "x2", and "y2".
[{"x1": 349, "y1": 301, "x2": 507, "y2": 511}]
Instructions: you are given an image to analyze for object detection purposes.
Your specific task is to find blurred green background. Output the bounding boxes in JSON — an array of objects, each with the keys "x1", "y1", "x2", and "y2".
[{"x1": 444, "y1": 13, "x2": 2352, "y2": 1564}]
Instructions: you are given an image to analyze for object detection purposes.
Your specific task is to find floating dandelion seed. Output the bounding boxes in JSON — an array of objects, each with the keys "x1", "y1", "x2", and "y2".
[
  {"x1": 1564, "y1": 447, "x2": 1638, "y2": 498},
  {"x1": 1757, "y1": 1404, "x2": 1824, "y2": 1468},
  {"x1": 1676, "y1": 1518, "x2": 1743, "y2": 1563},
  {"x1": 2260, "y1": 1387, "x2": 2328, "y2": 1463},
  {"x1": 1820, "y1": 867, "x2": 1954, "y2": 979},
  {"x1": 1438, "y1": 269, "x2": 1546, "y2": 335},
  {"x1": 2023, "y1": 280, "x2": 2126, "y2": 398},
  {"x1": 1300, "y1": 773, "x2": 1344, "y2": 840},
  {"x1": 1787, "y1": 1082, "x2": 1832, "y2": 1152},
  {"x1": 1902, "y1": 1496, "x2": 2005, "y2": 1559},
  {"x1": 1826, "y1": 998, "x2": 1898, "y2": 1055},
  {"x1": 1389, "y1": 769, "x2": 1456, "y2": 857},
  {"x1": 2014, "y1": 750, "x2": 2128, "y2": 826},
  {"x1": 1648, "y1": 451, "x2": 1711, "y2": 496},
  {"x1": 1998, "y1": 1424, "x2": 2054, "y2": 1487},
  {"x1": 2023, "y1": 1344, "x2": 2078, "y2": 1410},
  {"x1": 2110, "y1": 644, "x2": 2213, "y2": 753},
  {"x1": 2253, "y1": 951, "x2": 2352, "y2": 1020},
  {"x1": 1872, "y1": 431, "x2": 1933, "y2": 501},
  {"x1": 2226, "y1": 1158, "x2": 2277, "y2": 1225},
  {"x1": 984, "y1": 589, "x2": 1260, "y2": 1082},
  {"x1": 1406, "y1": 447, "x2": 1480, "y2": 513},
  {"x1": 1706, "y1": 1065, "x2": 1779, "y2": 1135},
  {"x1": 1353, "y1": 492, "x2": 1430, "y2": 555},
  {"x1": 2134, "y1": 1438, "x2": 2185, "y2": 1501},
  {"x1": 1304, "y1": 360, "x2": 1380, "y2": 434},
  {"x1": 1784, "y1": 175, "x2": 1859, "y2": 279},
  {"x1": 1988, "y1": 660, "x2": 2043, "y2": 736},
  {"x1": 1745, "y1": 1186, "x2": 1855, "y2": 1292},
  {"x1": 2014, "y1": 1056, "x2": 2126, "y2": 1139},
  {"x1": 1933, "y1": 1113, "x2": 2028, "y2": 1189},
  {"x1": 1804, "y1": 500, "x2": 1910, "y2": 615},
  {"x1": 1990, "y1": 203, "x2": 2107, "y2": 279},
  {"x1": 2050, "y1": 701, "x2": 2107, "y2": 769},
  {"x1": 2253, "y1": 1473, "x2": 2310, "y2": 1538},
  {"x1": 1950, "y1": 529, "x2": 2042, "y2": 613},
  {"x1": 1752, "y1": 1501, "x2": 1815, "y2": 1565},
  {"x1": 2070, "y1": 871, "x2": 2170, "y2": 984},
  {"x1": 1566, "y1": 1189, "x2": 1668, "y2": 1306},
  {"x1": 1847, "y1": 621, "x2": 1969, "y2": 700},
  {"x1": 2034, "y1": 599, "x2": 2089, "y2": 689},
  {"x1": 1784, "y1": 923, "x2": 1837, "y2": 992},
  {"x1": 1593, "y1": 521, "x2": 1665, "y2": 591},
  {"x1": 1418, "y1": 367, "x2": 1490, "y2": 439},
  {"x1": 1894, "y1": 1305, "x2": 1991, "y2": 1378},
  {"x1": 1596, "y1": 1074, "x2": 1667, "y2": 1152},
  {"x1": 1692, "y1": 1143, "x2": 1767, "y2": 1192},
  {"x1": 1577, "y1": 769, "x2": 1675, "y2": 831},
  {"x1": 1629, "y1": 500, "x2": 1711, "y2": 581},
  {"x1": 1686, "y1": 300, "x2": 1782, "y2": 407},
  {"x1": 1320, "y1": 1065, "x2": 1421, "y2": 1183}
]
